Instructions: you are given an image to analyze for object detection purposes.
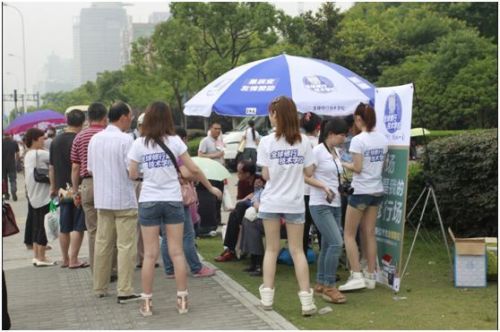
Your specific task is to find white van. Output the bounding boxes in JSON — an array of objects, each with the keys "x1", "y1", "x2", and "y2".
[{"x1": 222, "y1": 116, "x2": 271, "y2": 170}]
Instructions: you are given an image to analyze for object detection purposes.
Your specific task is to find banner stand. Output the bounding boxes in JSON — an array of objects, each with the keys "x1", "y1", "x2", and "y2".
[
  {"x1": 374, "y1": 84, "x2": 414, "y2": 293},
  {"x1": 399, "y1": 177, "x2": 453, "y2": 287},
  {"x1": 374, "y1": 83, "x2": 452, "y2": 294},
  {"x1": 397, "y1": 83, "x2": 453, "y2": 288}
]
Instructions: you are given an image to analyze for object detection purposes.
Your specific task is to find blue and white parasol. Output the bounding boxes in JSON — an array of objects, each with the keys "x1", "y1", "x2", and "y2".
[{"x1": 184, "y1": 54, "x2": 375, "y2": 117}]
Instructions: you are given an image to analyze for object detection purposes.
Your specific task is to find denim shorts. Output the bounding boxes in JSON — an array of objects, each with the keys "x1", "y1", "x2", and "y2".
[
  {"x1": 257, "y1": 212, "x2": 305, "y2": 224},
  {"x1": 59, "y1": 201, "x2": 86, "y2": 233},
  {"x1": 138, "y1": 201, "x2": 184, "y2": 226},
  {"x1": 348, "y1": 194, "x2": 384, "y2": 211}
]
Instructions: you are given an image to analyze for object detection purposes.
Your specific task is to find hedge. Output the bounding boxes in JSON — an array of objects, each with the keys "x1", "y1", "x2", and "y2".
[
  {"x1": 407, "y1": 129, "x2": 497, "y2": 237},
  {"x1": 187, "y1": 136, "x2": 203, "y2": 157}
]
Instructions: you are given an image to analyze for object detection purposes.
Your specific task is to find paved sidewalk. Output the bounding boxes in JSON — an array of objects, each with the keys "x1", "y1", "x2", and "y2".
[{"x1": 2, "y1": 175, "x2": 296, "y2": 330}]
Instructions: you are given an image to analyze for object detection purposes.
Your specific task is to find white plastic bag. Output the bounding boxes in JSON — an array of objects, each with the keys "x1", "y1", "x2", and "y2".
[
  {"x1": 243, "y1": 206, "x2": 257, "y2": 222},
  {"x1": 44, "y1": 200, "x2": 60, "y2": 242},
  {"x1": 222, "y1": 188, "x2": 235, "y2": 211}
]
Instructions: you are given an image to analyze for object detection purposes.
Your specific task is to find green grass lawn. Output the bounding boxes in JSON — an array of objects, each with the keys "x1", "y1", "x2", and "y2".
[{"x1": 197, "y1": 230, "x2": 497, "y2": 329}]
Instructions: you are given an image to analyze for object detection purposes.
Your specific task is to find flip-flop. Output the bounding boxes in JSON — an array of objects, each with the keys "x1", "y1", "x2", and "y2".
[
  {"x1": 69, "y1": 261, "x2": 90, "y2": 269},
  {"x1": 60, "y1": 263, "x2": 69, "y2": 268}
]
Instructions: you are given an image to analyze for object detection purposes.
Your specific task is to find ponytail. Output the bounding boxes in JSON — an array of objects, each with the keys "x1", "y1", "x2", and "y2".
[
  {"x1": 248, "y1": 119, "x2": 256, "y2": 141},
  {"x1": 354, "y1": 103, "x2": 376, "y2": 132}
]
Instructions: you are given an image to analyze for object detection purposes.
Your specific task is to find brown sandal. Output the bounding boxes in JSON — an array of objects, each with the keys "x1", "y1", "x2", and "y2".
[
  {"x1": 322, "y1": 287, "x2": 346, "y2": 304},
  {"x1": 313, "y1": 283, "x2": 325, "y2": 295}
]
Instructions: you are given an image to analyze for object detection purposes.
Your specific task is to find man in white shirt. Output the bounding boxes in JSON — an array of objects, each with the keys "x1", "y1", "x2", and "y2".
[
  {"x1": 198, "y1": 122, "x2": 225, "y2": 165},
  {"x1": 87, "y1": 101, "x2": 140, "y2": 303}
]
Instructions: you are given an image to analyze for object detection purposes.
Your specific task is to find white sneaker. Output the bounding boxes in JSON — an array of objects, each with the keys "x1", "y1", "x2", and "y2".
[
  {"x1": 259, "y1": 284, "x2": 275, "y2": 310},
  {"x1": 363, "y1": 271, "x2": 376, "y2": 289},
  {"x1": 298, "y1": 288, "x2": 317, "y2": 316},
  {"x1": 338, "y1": 271, "x2": 366, "y2": 291}
]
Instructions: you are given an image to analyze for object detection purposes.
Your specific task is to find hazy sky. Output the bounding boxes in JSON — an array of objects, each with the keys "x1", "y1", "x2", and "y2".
[{"x1": 2, "y1": 1, "x2": 352, "y2": 110}]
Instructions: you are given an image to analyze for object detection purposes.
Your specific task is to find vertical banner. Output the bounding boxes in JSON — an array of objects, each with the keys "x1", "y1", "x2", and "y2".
[{"x1": 374, "y1": 83, "x2": 414, "y2": 291}]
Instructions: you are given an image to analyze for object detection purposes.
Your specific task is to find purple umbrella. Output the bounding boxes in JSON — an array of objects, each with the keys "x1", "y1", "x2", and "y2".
[{"x1": 5, "y1": 110, "x2": 66, "y2": 134}]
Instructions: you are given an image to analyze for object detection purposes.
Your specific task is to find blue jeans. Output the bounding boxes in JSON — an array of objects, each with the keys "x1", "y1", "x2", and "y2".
[
  {"x1": 309, "y1": 205, "x2": 343, "y2": 287},
  {"x1": 161, "y1": 207, "x2": 202, "y2": 275}
]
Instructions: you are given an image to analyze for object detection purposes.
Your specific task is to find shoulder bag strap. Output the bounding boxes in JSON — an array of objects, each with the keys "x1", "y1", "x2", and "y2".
[
  {"x1": 154, "y1": 138, "x2": 181, "y2": 174},
  {"x1": 323, "y1": 142, "x2": 343, "y2": 187}
]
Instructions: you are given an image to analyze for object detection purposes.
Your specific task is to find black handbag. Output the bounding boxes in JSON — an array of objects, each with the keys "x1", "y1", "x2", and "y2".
[{"x1": 33, "y1": 151, "x2": 50, "y2": 184}]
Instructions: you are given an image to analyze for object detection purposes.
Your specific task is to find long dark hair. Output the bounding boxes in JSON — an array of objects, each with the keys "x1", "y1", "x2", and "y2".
[
  {"x1": 269, "y1": 96, "x2": 301, "y2": 145},
  {"x1": 248, "y1": 120, "x2": 256, "y2": 141},
  {"x1": 318, "y1": 117, "x2": 349, "y2": 144},
  {"x1": 142, "y1": 101, "x2": 176, "y2": 147}
]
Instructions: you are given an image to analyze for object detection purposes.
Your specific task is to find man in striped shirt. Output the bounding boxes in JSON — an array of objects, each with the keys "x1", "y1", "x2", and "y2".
[{"x1": 71, "y1": 102, "x2": 108, "y2": 271}]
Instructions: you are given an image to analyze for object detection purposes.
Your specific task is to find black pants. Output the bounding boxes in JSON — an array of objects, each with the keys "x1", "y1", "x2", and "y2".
[
  {"x1": 224, "y1": 201, "x2": 248, "y2": 251},
  {"x1": 24, "y1": 201, "x2": 34, "y2": 246},
  {"x1": 32, "y1": 204, "x2": 49, "y2": 246},
  {"x1": 211, "y1": 180, "x2": 224, "y2": 225},
  {"x1": 197, "y1": 180, "x2": 224, "y2": 235},
  {"x1": 3, "y1": 270, "x2": 11, "y2": 330}
]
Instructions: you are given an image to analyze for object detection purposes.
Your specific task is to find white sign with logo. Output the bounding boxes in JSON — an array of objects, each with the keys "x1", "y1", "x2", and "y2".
[{"x1": 374, "y1": 84, "x2": 414, "y2": 146}]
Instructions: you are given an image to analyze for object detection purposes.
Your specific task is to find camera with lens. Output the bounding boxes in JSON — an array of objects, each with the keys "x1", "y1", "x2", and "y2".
[{"x1": 338, "y1": 181, "x2": 354, "y2": 196}]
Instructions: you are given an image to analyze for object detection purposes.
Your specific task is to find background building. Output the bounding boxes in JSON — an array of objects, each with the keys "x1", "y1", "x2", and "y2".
[
  {"x1": 77, "y1": 2, "x2": 131, "y2": 84},
  {"x1": 40, "y1": 53, "x2": 77, "y2": 93}
]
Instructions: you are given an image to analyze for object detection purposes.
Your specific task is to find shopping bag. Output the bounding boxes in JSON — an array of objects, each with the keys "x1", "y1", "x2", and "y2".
[
  {"x1": 222, "y1": 188, "x2": 235, "y2": 211},
  {"x1": 44, "y1": 199, "x2": 60, "y2": 242},
  {"x1": 243, "y1": 206, "x2": 257, "y2": 222}
]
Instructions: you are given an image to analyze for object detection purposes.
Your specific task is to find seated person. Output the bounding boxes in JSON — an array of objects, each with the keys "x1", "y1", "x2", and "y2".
[
  {"x1": 215, "y1": 161, "x2": 257, "y2": 262},
  {"x1": 239, "y1": 176, "x2": 266, "y2": 276},
  {"x1": 236, "y1": 160, "x2": 257, "y2": 200}
]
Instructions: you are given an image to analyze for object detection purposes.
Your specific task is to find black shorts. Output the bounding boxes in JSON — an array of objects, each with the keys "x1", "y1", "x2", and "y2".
[{"x1": 59, "y1": 201, "x2": 86, "y2": 233}]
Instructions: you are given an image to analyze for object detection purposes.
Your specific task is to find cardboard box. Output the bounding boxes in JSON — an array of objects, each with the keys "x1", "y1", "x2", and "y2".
[{"x1": 448, "y1": 228, "x2": 490, "y2": 288}]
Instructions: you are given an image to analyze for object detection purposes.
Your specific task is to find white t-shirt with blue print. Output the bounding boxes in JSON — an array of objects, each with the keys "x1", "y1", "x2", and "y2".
[
  {"x1": 128, "y1": 135, "x2": 187, "y2": 203},
  {"x1": 349, "y1": 131, "x2": 388, "y2": 195},
  {"x1": 257, "y1": 133, "x2": 313, "y2": 214}
]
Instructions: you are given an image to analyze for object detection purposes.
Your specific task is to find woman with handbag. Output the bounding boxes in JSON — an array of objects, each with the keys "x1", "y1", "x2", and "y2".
[
  {"x1": 160, "y1": 126, "x2": 217, "y2": 279},
  {"x1": 23, "y1": 128, "x2": 55, "y2": 267},
  {"x1": 128, "y1": 101, "x2": 222, "y2": 317}
]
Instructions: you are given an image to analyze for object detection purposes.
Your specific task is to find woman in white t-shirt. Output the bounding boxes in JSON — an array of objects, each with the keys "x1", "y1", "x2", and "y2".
[
  {"x1": 256, "y1": 96, "x2": 317, "y2": 316},
  {"x1": 23, "y1": 128, "x2": 54, "y2": 266},
  {"x1": 339, "y1": 103, "x2": 388, "y2": 292},
  {"x1": 305, "y1": 118, "x2": 349, "y2": 304},
  {"x1": 240, "y1": 120, "x2": 260, "y2": 164},
  {"x1": 128, "y1": 101, "x2": 222, "y2": 317}
]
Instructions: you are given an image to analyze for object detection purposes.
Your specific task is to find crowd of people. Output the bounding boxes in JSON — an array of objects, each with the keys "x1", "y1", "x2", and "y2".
[
  {"x1": 210, "y1": 98, "x2": 388, "y2": 315},
  {"x1": 2, "y1": 95, "x2": 388, "y2": 318}
]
